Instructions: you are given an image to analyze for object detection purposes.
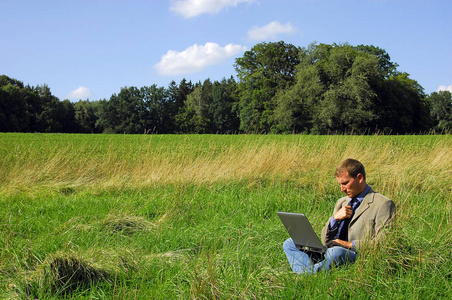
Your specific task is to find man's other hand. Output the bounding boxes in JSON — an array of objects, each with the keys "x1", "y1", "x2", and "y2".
[{"x1": 327, "y1": 239, "x2": 353, "y2": 249}]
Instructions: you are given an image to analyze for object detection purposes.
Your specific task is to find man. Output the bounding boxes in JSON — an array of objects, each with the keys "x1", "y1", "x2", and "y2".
[{"x1": 283, "y1": 158, "x2": 396, "y2": 274}]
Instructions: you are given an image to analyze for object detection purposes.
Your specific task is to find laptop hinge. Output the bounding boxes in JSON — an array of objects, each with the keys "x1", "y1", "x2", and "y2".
[{"x1": 296, "y1": 245, "x2": 325, "y2": 253}]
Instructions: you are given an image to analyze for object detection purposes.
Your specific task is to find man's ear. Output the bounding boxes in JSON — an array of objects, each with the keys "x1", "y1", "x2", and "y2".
[{"x1": 356, "y1": 173, "x2": 365, "y2": 184}]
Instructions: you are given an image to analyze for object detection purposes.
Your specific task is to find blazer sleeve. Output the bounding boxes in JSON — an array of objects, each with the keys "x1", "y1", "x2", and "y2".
[{"x1": 321, "y1": 197, "x2": 348, "y2": 245}]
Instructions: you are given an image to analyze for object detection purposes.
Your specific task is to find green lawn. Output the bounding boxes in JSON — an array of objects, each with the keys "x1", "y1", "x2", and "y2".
[{"x1": 0, "y1": 133, "x2": 451, "y2": 299}]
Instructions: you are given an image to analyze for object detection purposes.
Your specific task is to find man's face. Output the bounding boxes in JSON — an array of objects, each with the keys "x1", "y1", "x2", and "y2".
[{"x1": 336, "y1": 171, "x2": 365, "y2": 198}]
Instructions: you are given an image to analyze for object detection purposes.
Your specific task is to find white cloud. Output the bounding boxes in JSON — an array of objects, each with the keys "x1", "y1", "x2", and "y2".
[
  {"x1": 170, "y1": 0, "x2": 254, "y2": 18},
  {"x1": 66, "y1": 86, "x2": 94, "y2": 100},
  {"x1": 437, "y1": 85, "x2": 452, "y2": 93},
  {"x1": 248, "y1": 21, "x2": 297, "y2": 41},
  {"x1": 154, "y1": 42, "x2": 247, "y2": 76}
]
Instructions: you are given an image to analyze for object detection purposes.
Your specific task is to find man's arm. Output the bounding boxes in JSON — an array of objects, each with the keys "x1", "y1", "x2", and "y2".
[
  {"x1": 321, "y1": 198, "x2": 348, "y2": 245},
  {"x1": 326, "y1": 205, "x2": 355, "y2": 249},
  {"x1": 327, "y1": 239, "x2": 353, "y2": 249}
]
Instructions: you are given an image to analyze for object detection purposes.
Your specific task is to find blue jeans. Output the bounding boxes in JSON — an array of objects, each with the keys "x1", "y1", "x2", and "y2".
[{"x1": 283, "y1": 238, "x2": 358, "y2": 274}]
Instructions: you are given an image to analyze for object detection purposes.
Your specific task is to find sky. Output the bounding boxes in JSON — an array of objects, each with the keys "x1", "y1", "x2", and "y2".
[{"x1": 1, "y1": 0, "x2": 451, "y2": 101}]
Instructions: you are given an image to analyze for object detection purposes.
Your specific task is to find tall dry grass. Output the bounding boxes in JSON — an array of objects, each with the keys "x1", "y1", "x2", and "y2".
[{"x1": 1, "y1": 134, "x2": 451, "y2": 196}]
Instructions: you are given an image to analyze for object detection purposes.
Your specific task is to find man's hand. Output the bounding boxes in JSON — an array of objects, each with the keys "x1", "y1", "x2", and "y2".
[
  {"x1": 327, "y1": 239, "x2": 353, "y2": 249},
  {"x1": 333, "y1": 205, "x2": 353, "y2": 221}
]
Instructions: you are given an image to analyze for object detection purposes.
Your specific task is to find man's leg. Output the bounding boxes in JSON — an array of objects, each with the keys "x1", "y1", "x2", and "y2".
[
  {"x1": 313, "y1": 246, "x2": 358, "y2": 273},
  {"x1": 284, "y1": 239, "x2": 358, "y2": 274},
  {"x1": 283, "y1": 238, "x2": 315, "y2": 274}
]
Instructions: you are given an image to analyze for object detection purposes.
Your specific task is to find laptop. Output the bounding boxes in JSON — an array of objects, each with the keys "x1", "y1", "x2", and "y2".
[{"x1": 277, "y1": 212, "x2": 326, "y2": 255}]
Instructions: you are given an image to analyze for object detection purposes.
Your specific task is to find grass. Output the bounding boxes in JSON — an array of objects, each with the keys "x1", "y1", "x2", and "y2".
[{"x1": 0, "y1": 133, "x2": 451, "y2": 299}]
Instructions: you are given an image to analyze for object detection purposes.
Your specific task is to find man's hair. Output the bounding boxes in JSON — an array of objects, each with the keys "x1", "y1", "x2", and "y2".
[{"x1": 335, "y1": 158, "x2": 366, "y2": 180}]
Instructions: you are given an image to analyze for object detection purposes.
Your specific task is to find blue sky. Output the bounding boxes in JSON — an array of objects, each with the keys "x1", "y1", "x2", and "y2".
[{"x1": 1, "y1": 0, "x2": 451, "y2": 101}]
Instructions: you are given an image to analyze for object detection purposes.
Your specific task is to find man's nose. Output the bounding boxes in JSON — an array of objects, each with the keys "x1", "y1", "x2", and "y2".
[{"x1": 341, "y1": 186, "x2": 347, "y2": 192}]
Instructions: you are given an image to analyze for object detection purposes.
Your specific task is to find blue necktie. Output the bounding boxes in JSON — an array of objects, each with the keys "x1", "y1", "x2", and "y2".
[{"x1": 337, "y1": 198, "x2": 359, "y2": 241}]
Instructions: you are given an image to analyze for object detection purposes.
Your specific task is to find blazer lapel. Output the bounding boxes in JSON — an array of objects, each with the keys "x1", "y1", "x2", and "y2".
[{"x1": 351, "y1": 188, "x2": 375, "y2": 223}]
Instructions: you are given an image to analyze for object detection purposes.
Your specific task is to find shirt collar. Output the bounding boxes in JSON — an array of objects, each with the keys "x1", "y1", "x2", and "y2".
[{"x1": 351, "y1": 184, "x2": 370, "y2": 203}]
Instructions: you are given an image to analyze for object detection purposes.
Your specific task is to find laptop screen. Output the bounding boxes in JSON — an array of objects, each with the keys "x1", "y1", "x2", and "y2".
[{"x1": 278, "y1": 212, "x2": 325, "y2": 253}]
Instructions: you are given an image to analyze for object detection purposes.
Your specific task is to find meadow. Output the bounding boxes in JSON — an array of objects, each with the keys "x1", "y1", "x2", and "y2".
[{"x1": 0, "y1": 133, "x2": 451, "y2": 299}]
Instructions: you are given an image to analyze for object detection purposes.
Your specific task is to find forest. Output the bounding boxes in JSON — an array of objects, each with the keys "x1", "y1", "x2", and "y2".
[{"x1": 1, "y1": 42, "x2": 451, "y2": 134}]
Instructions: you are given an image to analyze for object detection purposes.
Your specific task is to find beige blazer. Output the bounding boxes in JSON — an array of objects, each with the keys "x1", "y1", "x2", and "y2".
[{"x1": 321, "y1": 187, "x2": 396, "y2": 251}]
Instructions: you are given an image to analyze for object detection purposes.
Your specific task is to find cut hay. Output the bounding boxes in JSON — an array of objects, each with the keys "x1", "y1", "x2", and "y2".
[
  {"x1": 23, "y1": 249, "x2": 137, "y2": 296},
  {"x1": 29, "y1": 251, "x2": 112, "y2": 295},
  {"x1": 102, "y1": 214, "x2": 156, "y2": 234}
]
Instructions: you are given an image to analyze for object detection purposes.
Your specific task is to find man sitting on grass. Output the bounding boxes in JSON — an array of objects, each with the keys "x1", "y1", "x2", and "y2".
[{"x1": 283, "y1": 158, "x2": 396, "y2": 274}]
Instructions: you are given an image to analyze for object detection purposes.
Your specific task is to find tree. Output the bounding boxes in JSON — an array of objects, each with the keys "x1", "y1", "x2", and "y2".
[
  {"x1": 273, "y1": 43, "x2": 429, "y2": 134},
  {"x1": 354, "y1": 44, "x2": 398, "y2": 75},
  {"x1": 96, "y1": 86, "x2": 143, "y2": 133},
  {"x1": 141, "y1": 85, "x2": 167, "y2": 133},
  {"x1": 428, "y1": 90, "x2": 452, "y2": 132},
  {"x1": 54, "y1": 99, "x2": 78, "y2": 133},
  {"x1": 0, "y1": 77, "x2": 78, "y2": 133},
  {"x1": 274, "y1": 44, "x2": 382, "y2": 133},
  {"x1": 96, "y1": 85, "x2": 173, "y2": 134},
  {"x1": 74, "y1": 100, "x2": 102, "y2": 133},
  {"x1": 32, "y1": 84, "x2": 69, "y2": 132},
  {"x1": 0, "y1": 75, "x2": 24, "y2": 89},
  {"x1": 185, "y1": 79, "x2": 212, "y2": 121},
  {"x1": 174, "y1": 106, "x2": 209, "y2": 134},
  {"x1": 314, "y1": 47, "x2": 381, "y2": 133},
  {"x1": 0, "y1": 82, "x2": 30, "y2": 132},
  {"x1": 210, "y1": 77, "x2": 240, "y2": 133},
  {"x1": 272, "y1": 60, "x2": 321, "y2": 133},
  {"x1": 166, "y1": 79, "x2": 194, "y2": 132},
  {"x1": 376, "y1": 73, "x2": 430, "y2": 133},
  {"x1": 234, "y1": 41, "x2": 300, "y2": 132}
]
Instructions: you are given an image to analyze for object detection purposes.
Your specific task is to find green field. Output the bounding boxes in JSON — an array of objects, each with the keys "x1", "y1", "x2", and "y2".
[{"x1": 1, "y1": 133, "x2": 451, "y2": 299}]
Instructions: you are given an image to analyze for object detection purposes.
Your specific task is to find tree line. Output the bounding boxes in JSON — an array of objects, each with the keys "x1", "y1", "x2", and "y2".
[{"x1": 1, "y1": 42, "x2": 451, "y2": 134}]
